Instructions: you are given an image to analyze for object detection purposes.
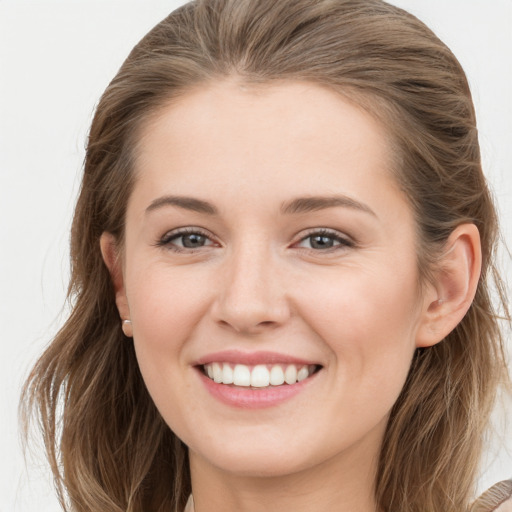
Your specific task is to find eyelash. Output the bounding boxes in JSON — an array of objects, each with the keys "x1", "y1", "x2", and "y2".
[
  {"x1": 155, "y1": 227, "x2": 354, "y2": 253},
  {"x1": 155, "y1": 227, "x2": 217, "y2": 253},
  {"x1": 294, "y1": 228, "x2": 355, "y2": 252}
]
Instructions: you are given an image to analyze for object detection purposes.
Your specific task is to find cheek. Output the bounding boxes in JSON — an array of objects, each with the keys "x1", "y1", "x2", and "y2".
[
  {"x1": 125, "y1": 264, "x2": 212, "y2": 432},
  {"x1": 301, "y1": 261, "x2": 420, "y2": 338},
  {"x1": 297, "y1": 264, "x2": 420, "y2": 393},
  {"x1": 124, "y1": 262, "x2": 214, "y2": 410},
  {"x1": 127, "y1": 262, "x2": 212, "y2": 347}
]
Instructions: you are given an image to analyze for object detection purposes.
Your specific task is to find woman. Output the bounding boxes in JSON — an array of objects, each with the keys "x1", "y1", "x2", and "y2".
[{"x1": 21, "y1": 0, "x2": 511, "y2": 511}]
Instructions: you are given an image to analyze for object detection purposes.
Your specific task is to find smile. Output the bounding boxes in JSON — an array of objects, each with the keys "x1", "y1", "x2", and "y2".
[
  {"x1": 195, "y1": 351, "x2": 322, "y2": 408},
  {"x1": 202, "y1": 363, "x2": 319, "y2": 388}
]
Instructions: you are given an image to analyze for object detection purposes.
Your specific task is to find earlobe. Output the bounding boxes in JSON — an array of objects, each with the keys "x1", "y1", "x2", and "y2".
[
  {"x1": 100, "y1": 232, "x2": 131, "y2": 331},
  {"x1": 416, "y1": 224, "x2": 482, "y2": 348}
]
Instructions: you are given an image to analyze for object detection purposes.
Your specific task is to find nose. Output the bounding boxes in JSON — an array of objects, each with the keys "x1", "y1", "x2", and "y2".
[{"x1": 211, "y1": 244, "x2": 291, "y2": 334}]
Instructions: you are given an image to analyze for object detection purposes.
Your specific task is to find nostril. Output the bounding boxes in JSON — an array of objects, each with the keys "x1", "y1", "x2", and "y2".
[
  {"x1": 257, "y1": 320, "x2": 276, "y2": 327},
  {"x1": 216, "y1": 318, "x2": 280, "y2": 334}
]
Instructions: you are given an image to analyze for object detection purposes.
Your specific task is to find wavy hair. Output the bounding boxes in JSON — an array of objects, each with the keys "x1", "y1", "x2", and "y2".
[{"x1": 22, "y1": 1, "x2": 510, "y2": 511}]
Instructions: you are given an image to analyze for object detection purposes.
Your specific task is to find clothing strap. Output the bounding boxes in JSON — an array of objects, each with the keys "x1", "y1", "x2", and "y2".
[
  {"x1": 184, "y1": 494, "x2": 194, "y2": 512},
  {"x1": 471, "y1": 480, "x2": 512, "y2": 512}
]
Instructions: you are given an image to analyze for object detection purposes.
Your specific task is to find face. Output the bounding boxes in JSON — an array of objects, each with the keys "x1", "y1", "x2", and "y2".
[{"x1": 107, "y1": 80, "x2": 432, "y2": 479}]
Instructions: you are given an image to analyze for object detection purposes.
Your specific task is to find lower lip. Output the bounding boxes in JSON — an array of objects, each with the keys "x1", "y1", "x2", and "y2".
[{"x1": 197, "y1": 369, "x2": 318, "y2": 409}]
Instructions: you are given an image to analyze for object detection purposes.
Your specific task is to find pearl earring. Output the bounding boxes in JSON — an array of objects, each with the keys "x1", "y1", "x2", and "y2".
[{"x1": 122, "y1": 319, "x2": 133, "y2": 337}]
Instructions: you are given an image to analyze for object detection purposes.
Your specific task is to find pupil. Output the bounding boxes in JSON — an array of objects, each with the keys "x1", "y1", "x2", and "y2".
[
  {"x1": 311, "y1": 235, "x2": 333, "y2": 249},
  {"x1": 183, "y1": 233, "x2": 205, "y2": 248}
]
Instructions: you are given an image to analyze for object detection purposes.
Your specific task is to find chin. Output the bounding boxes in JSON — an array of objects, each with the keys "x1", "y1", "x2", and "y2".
[
  {"x1": 207, "y1": 450, "x2": 311, "y2": 478},
  {"x1": 188, "y1": 434, "x2": 318, "y2": 478}
]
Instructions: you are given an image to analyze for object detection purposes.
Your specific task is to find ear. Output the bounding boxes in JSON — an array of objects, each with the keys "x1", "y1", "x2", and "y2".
[
  {"x1": 415, "y1": 224, "x2": 482, "y2": 348},
  {"x1": 100, "y1": 232, "x2": 133, "y2": 336}
]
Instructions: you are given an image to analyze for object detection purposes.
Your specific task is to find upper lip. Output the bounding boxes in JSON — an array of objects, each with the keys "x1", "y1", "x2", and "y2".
[{"x1": 194, "y1": 350, "x2": 321, "y2": 367}]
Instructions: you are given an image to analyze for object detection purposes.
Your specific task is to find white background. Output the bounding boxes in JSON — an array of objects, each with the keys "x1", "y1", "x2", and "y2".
[{"x1": 1, "y1": 1, "x2": 510, "y2": 511}]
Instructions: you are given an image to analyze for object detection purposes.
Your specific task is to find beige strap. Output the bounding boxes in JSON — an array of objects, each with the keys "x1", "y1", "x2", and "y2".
[
  {"x1": 471, "y1": 480, "x2": 512, "y2": 512},
  {"x1": 184, "y1": 494, "x2": 195, "y2": 512}
]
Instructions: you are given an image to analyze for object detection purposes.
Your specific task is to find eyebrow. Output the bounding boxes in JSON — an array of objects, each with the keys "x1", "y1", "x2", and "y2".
[
  {"x1": 281, "y1": 195, "x2": 376, "y2": 217},
  {"x1": 145, "y1": 194, "x2": 376, "y2": 217},
  {"x1": 146, "y1": 195, "x2": 218, "y2": 215}
]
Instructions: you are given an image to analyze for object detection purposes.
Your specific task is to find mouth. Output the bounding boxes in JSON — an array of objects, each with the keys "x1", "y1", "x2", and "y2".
[{"x1": 200, "y1": 362, "x2": 322, "y2": 388}]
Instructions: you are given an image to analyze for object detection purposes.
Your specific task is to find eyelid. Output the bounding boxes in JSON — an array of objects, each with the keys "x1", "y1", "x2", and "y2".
[
  {"x1": 292, "y1": 228, "x2": 355, "y2": 250},
  {"x1": 156, "y1": 226, "x2": 219, "y2": 251},
  {"x1": 154, "y1": 226, "x2": 355, "y2": 253}
]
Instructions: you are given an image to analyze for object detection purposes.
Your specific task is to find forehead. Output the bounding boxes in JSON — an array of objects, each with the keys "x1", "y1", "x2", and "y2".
[
  {"x1": 138, "y1": 79, "x2": 392, "y2": 150},
  {"x1": 131, "y1": 79, "x2": 406, "y2": 218}
]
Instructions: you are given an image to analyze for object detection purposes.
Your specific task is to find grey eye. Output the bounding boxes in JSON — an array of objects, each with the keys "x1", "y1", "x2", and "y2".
[
  {"x1": 178, "y1": 233, "x2": 209, "y2": 248},
  {"x1": 158, "y1": 229, "x2": 215, "y2": 251},
  {"x1": 297, "y1": 231, "x2": 351, "y2": 250},
  {"x1": 308, "y1": 234, "x2": 337, "y2": 249}
]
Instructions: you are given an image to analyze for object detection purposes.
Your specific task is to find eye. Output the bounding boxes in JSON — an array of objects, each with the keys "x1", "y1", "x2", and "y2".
[
  {"x1": 157, "y1": 228, "x2": 217, "y2": 252},
  {"x1": 174, "y1": 232, "x2": 211, "y2": 248},
  {"x1": 295, "y1": 229, "x2": 353, "y2": 251}
]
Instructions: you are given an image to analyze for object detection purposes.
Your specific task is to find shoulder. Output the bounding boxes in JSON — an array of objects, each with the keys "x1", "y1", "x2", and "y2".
[{"x1": 471, "y1": 480, "x2": 512, "y2": 512}]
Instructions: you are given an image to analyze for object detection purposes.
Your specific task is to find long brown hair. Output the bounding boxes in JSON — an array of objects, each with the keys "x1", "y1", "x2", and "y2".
[{"x1": 21, "y1": 1, "x2": 510, "y2": 511}]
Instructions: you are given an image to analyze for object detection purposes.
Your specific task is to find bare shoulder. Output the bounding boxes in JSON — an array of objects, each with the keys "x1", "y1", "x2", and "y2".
[{"x1": 471, "y1": 480, "x2": 512, "y2": 512}]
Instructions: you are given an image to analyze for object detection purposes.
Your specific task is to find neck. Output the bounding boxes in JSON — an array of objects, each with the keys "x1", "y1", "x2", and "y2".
[{"x1": 188, "y1": 438, "x2": 381, "y2": 512}]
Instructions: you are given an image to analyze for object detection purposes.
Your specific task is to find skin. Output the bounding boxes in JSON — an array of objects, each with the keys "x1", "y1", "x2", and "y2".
[{"x1": 101, "y1": 80, "x2": 481, "y2": 512}]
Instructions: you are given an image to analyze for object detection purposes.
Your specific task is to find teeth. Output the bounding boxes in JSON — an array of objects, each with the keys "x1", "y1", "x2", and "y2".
[
  {"x1": 251, "y1": 365, "x2": 270, "y2": 387},
  {"x1": 222, "y1": 363, "x2": 234, "y2": 384},
  {"x1": 284, "y1": 365, "x2": 297, "y2": 385},
  {"x1": 203, "y1": 362, "x2": 316, "y2": 387},
  {"x1": 233, "y1": 364, "x2": 251, "y2": 386},
  {"x1": 269, "y1": 365, "x2": 285, "y2": 386},
  {"x1": 212, "y1": 362, "x2": 223, "y2": 383},
  {"x1": 297, "y1": 367, "x2": 309, "y2": 382}
]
